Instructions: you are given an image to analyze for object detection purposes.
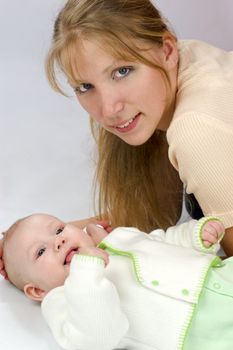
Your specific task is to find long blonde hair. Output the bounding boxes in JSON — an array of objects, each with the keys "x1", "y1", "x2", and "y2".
[{"x1": 46, "y1": 0, "x2": 183, "y2": 231}]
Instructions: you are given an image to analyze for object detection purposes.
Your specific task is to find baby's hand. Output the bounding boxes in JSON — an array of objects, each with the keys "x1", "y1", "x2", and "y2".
[
  {"x1": 78, "y1": 246, "x2": 109, "y2": 266},
  {"x1": 201, "y1": 220, "x2": 224, "y2": 248}
]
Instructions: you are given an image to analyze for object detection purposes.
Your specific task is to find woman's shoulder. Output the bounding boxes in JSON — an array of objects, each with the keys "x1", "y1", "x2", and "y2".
[
  {"x1": 177, "y1": 39, "x2": 233, "y2": 83},
  {"x1": 169, "y1": 40, "x2": 233, "y2": 131},
  {"x1": 178, "y1": 39, "x2": 233, "y2": 63}
]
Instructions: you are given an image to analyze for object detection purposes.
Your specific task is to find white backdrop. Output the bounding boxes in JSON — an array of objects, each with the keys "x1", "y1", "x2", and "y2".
[
  {"x1": 0, "y1": 1, "x2": 233, "y2": 349},
  {"x1": 0, "y1": 0, "x2": 96, "y2": 230}
]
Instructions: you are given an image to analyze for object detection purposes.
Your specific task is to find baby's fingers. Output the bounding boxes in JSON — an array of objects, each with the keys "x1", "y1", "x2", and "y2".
[
  {"x1": 202, "y1": 220, "x2": 225, "y2": 247},
  {"x1": 78, "y1": 247, "x2": 109, "y2": 266},
  {"x1": 206, "y1": 221, "x2": 225, "y2": 240}
]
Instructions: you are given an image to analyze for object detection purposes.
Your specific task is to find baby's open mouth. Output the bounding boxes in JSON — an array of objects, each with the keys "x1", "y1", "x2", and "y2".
[{"x1": 64, "y1": 248, "x2": 78, "y2": 265}]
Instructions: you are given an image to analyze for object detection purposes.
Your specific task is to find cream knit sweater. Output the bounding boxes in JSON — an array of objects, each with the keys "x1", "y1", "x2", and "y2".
[{"x1": 167, "y1": 40, "x2": 233, "y2": 228}]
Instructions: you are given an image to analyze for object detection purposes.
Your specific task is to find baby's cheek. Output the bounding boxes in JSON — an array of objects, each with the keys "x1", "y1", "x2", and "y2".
[{"x1": 48, "y1": 269, "x2": 69, "y2": 290}]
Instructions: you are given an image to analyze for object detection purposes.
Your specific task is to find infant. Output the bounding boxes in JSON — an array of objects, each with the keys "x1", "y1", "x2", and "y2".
[{"x1": 2, "y1": 214, "x2": 232, "y2": 350}]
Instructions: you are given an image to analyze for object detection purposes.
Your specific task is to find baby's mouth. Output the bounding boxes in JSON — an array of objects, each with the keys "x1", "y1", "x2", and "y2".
[{"x1": 64, "y1": 248, "x2": 78, "y2": 265}]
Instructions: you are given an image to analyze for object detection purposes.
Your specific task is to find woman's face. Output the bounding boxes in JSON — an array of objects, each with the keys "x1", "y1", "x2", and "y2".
[{"x1": 70, "y1": 37, "x2": 178, "y2": 146}]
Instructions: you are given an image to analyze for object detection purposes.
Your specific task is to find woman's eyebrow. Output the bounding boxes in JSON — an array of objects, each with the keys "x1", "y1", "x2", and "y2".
[
  {"x1": 102, "y1": 60, "x2": 119, "y2": 75},
  {"x1": 101, "y1": 59, "x2": 133, "y2": 75},
  {"x1": 68, "y1": 77, "x2": 87, "y2": 88}
]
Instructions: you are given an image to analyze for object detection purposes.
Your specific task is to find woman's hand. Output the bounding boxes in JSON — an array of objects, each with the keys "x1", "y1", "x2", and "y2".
[
  {"x1": 85, "y1": 223, "x2": 109, "y2": 246},
  {"x1": 0, "y1": 237, "x2": 7, "y2": 279},
  {"x1": 70, "y1": 217, "x2": 112, "y2": 233}
]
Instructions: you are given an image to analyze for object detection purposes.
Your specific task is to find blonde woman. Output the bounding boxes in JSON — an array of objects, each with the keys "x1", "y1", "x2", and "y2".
[{"x1": 1, "y1": 0, "x2": 233, "y2": 276}]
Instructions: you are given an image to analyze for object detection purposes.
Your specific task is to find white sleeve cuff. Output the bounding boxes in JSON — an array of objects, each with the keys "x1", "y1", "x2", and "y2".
[{"x1": 193, "y1": 216, "x2": 222, "y2": 254}]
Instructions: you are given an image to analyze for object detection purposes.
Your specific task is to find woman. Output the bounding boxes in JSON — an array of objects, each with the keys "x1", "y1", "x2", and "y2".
[{"x1": 1, "y1": 0, "x2": 233, "y2": 275}]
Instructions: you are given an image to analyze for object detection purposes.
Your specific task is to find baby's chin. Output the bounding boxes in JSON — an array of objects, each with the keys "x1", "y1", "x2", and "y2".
[{"x1": 46, "y1": 270, "x2": 70, "y2": 292}]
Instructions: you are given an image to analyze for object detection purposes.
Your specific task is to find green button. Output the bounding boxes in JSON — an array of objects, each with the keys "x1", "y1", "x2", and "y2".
[
  {"x1": 213, "y1": 282, "x2": 221, "y2": 290},
  {"x1": 182, "y1": 289, "x2": 190, "y2": 296},
  {"x1": 151, "y1": 280, "x2": 159, "y2": 287}
]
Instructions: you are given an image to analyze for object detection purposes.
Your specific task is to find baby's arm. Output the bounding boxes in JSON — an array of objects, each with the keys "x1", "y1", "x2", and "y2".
[
  {"x1": 150, "y1": 217, "x2": 224, "y2": 254},
  {"x1": 41, "y1": 254, "x2": 128, "y2": 350}
]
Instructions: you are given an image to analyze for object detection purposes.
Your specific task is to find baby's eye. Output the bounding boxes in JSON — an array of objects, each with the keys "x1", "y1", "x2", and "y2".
[
  {"x1": 56, "y1": 227, "x2": 64, "y2": 235},
  {"x1": 37, "y1": 248, "x2": 46, "y2": 257},
  {"x1": 114, "y1": 67, "x2": 132, "y2": 79},
  {"x1": 75, "y1": 83, "x2": 93, "y2": 94}
]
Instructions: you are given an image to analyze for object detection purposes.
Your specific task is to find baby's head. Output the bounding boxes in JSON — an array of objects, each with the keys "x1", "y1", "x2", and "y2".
[{"x1": 3, "y1": 214, "x2": 95, "y2": 301}]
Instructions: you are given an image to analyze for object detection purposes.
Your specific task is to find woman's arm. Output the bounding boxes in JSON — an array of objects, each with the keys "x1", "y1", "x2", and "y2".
[
  {"x1": 70, "y1": 217, "x2": 112, "y2": 233},
  {"x1": 221, "y1": 227, "x2": 233, "y2": 256},
  {"x1": 0, "y1": 238, "x2": 5, "y2": 278},
  {"x1": 168, "y1": 113, "x2": 233, "y2": 256}
]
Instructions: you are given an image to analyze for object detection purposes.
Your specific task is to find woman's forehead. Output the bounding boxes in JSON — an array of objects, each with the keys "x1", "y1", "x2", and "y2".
[{"x1": 63, "y1": 35, "x2": 156, "y2": 83}]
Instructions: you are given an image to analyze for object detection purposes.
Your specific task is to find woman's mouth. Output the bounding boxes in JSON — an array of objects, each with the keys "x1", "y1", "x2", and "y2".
[{"x1": 114, "y1": 113, "x2": 141, "y2": 133}]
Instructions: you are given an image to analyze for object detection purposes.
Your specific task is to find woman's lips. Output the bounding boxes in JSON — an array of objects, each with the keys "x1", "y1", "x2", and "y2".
[{"x1": 114, "y1": 113, "x2": 141, "y2": 133}]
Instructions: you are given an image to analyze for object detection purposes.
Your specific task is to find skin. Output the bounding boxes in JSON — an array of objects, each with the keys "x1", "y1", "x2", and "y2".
[
  {"x1": 3, "y1": 214, "x2": 109, "y2": 301},
  {"x1": 70, "y1": 36, "x2": 178, "y2": 146},
  {"x1": 220, "y1": 229, "x2": 233, "y2": 257},
  {"x1": 0, "y1": 217, "x2": 111, "y2": 280},
  {"x1": 3, "y1": 213, "x2": 224, "y2": 304}
]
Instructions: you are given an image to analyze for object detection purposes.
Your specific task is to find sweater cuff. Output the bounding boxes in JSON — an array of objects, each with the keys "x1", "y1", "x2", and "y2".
[
  {"x1": 68, "y1": 254, "x2": 105, "y2": 281},
  {"x1": 194, "y1": 216, "x2": 222, "y2": 254}
]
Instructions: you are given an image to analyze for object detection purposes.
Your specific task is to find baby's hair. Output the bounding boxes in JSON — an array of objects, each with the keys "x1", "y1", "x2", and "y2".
[
  {"x1": 3, "y1": 218, "x2": 24, "y2": 242},
  {"x1": 3, "y1": 217, "x2": 29, "y2": 291}
]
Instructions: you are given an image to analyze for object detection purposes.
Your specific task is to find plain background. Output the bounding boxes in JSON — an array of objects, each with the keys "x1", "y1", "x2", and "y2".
[
  {"x1": 0, "y1": 0, "x2": 233, "y2": 231},
  {"x1": 0, "y1": 2, "x2": 232, "y2": 349}
]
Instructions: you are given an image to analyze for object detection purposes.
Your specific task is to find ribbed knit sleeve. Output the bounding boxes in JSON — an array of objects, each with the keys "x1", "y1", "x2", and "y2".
[
  {"x1": 167, "y1": 40, "x2": 233, "y2": 228},
  {"x1": 41, "y1": 254, "x2": 129, "y2": 350},
  {"x1": 149, "y1": 217, "x2": 220, "y2": 254},
  {"x1": 168, "y1": 113, "x2": 233, "y2": 228}
]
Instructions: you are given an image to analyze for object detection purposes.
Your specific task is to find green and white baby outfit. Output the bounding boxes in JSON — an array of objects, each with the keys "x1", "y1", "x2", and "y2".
[{"x1": 42, "y1": 217, "x2": 233, "y2": 350}]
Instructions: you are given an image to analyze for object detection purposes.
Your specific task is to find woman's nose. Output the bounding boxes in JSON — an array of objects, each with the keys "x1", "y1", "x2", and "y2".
[
  {"x1": 100, "y1": 90, "x2": 124, "y2": 120},
  {"x1": 54, "y1": 235, "x2": 66, "y2": 251},
  {"x1": 102, "y1": 101, "x2": 124, "y2": 119}
]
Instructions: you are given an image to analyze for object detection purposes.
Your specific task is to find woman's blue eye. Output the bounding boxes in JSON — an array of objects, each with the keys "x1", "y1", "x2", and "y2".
[
  {"x1": 56, "y1": 227, "x2": 64, "y2": 235},
  {"x1": 76, "y1": 83, "x2": 92, "y2": 94},
  {"x1": 114, "y1": 67, "x2": 131, "y2": 79},
  {"x1": 37, "y1": 248, "x2": 46, "y2": 257}
]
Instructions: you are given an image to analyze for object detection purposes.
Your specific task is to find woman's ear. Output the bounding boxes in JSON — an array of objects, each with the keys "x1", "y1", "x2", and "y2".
[
  {"x1": 24, "y1": 283, "x2": 46, "y2": 301},
  {"x1": 162, "y1": 35, "x2": 179, "y2": 70}
]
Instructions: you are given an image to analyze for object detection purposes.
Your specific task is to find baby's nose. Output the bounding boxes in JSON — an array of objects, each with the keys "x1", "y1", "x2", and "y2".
[{"x1": 55, "y1": 236, "x2": 66, "y2": 250}]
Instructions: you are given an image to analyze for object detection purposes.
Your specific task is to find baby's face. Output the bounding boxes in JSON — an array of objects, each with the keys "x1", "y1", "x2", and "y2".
[{"x1": 6, "y1": 214, "x2": 95, "y2": 299}]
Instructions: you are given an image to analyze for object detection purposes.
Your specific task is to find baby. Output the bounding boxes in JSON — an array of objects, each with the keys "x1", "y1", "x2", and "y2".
[{"x1": 2, "y1": 214, "x2": 232, "y2": 350}]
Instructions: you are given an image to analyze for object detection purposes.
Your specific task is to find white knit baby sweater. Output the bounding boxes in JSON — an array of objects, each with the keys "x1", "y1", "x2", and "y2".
[{"x1": 41, "y1": 218, "x2": 220, "y2": 350}]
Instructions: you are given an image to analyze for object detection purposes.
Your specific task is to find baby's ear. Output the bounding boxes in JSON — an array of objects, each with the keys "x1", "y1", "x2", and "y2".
[{"x1": 24, "y1": 284, "x2": 46, "y2": 301}]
